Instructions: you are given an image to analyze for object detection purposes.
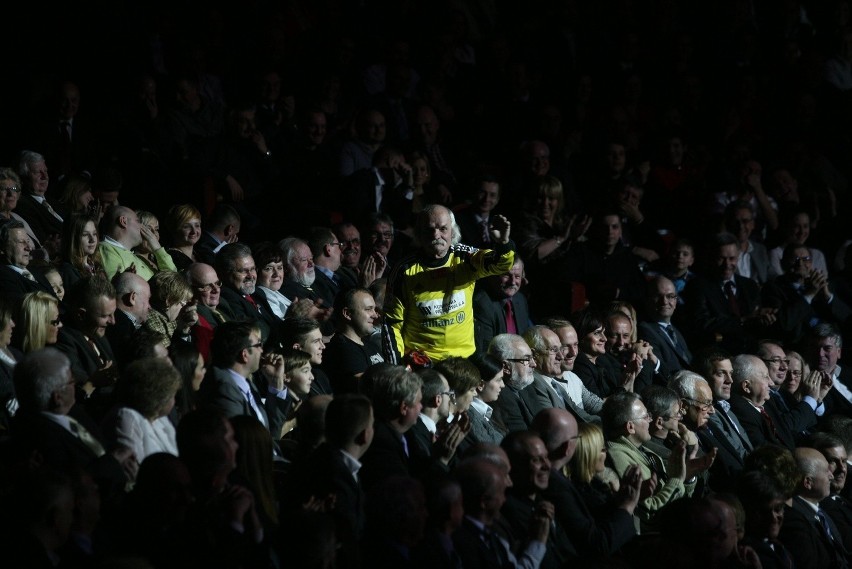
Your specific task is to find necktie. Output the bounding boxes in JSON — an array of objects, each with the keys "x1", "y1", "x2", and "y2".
[
  {"x1": 21, "y1": 270, "x2": 36, "y2": 282},
  {"x1": 504, "y1": 299, "x2": 517, "y2": 334},
  {"x1": 244, "y1": 294, "x2": 259, "y2": 312},
  {"x1": 664, "y1": 324, "x2": 677, "y2": 345},
  {"x1": 60, "y1": 120, "x2": 72, "y2": 143},
  {"x1": 759, "y1": 406, "x2": 782, "y2": 444},
  {"x1": 724, "y1": 281, "x2": 740, "y2": 317},
  {"x1": 67, "y1": 416, "x2": 106, "y2": 457},
  {"x1": 211, "y1": 307, "x2": 228, "y2": 324},
  {"x1": 244, "y1": 386, "x2": 267, "y2": 427},
  {"x1": 483, "y1": 528, "x2": 510, "y2": 568},
  {"x1": 481, "y1": 219, "x2": 490, "y2": 243}
]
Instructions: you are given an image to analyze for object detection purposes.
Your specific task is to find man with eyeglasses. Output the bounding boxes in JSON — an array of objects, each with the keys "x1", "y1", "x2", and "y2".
[
  {"x1": 729, "y1": 354, "x2": 819, "y2": 451},
  {"x1": 763, "y1": 243, "x2": 851, "y2": 346},
  {"x1": 638, "y1": 275, "x2": 692, "y2": 380},
  {"x1": 490, "y1": 333, "x2": 542, "y2": 433},
  {"x1": 332, "y1": 221, "x2": 364, "y2": 290},
  {"x1": 307, "y1": 226, "x2": 345, "y2": 317},
  {"x1": 0, "y1": 220, "x2": 56, "y2": 306},
  {"x1": 603, "y1": 391, "x2": 696, "y2": 532},
  {"x1": 757, "y1": 339, "x2": 831, "y2": 425},
  {"x1": 642, "y1": 385, "x2": 692, "y2": 463},
  {"x1": 186, "y1": 262, "x2": 233, "y2": 362}
]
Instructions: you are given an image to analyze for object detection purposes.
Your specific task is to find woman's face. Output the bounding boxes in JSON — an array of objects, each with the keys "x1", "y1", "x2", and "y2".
[
  {"x1": 582, "y1": 326, "x2": 607, "y2": 356},
  {"x1": 80, "y1": 221, "x2": 98, "y2": 256},
  {"x1": 479, "y1": 371, "x2": 505, "y2": 403},
  {"x1": 258, "y1": 261, "x2": 284, "y2": 291},
  {"x1": 453, "y1": 386, "x2": 477, "y2": 413},
  {"x1": 191, "y1": 355, "x2": 206, "y2": 391},
  {"x1": 77, "y1": 190, "x2": 94, "y2": 212},
  {"x1": 137, "y1": 218, "x2": 159, "y2": 254},
  {"x1": 784, "y1": 357, "x2": 803, "y2": 394},
  {"x1": 166, "y1": 298, "x2": 188, "y2": 322},
  {"x1": 177, "y1": 218, "x2": 201, "y2": 247},
  {"x1": 0, "y1": 316, "x2": 14, "y2": 347},
  {"x1": 594, "y1": 443, "x2": 607, "y2": 473},
  {"x1": 46, "y1": 303, "x2": 62, "y2": 344},
  {"x1": 536, "y1": 191, "x2": 559, "y2": 222},
  {"x1": 0, "y1": 180, "x2": 20, "y2": 213},
  {"x1": 412, "y1": 158, "x2": 430, "y2": 187}
]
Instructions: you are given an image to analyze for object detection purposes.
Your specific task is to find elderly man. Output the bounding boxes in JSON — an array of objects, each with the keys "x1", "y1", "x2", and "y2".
[
  {"x1": 603, "y1": 391, "x2": 693, "y2": 531},
  {"x1": 779, "y1": 447, "x2": 852, "y2": 569},
  {"x1": 332, "y1": 221, "x2": 362, "y2": 289},
  {"x1": 758, "y1": 339, "x2": 830, "y2": 420},
  {"x1": 10, "y1": 348, "x2": 134, "y2": 502},
  {"x1": 185, "y1": 262, "x2": 232, "y2": 362},
  {"x1": 546, "y1": 318, "x2": 607, "y2": 418},
  {"x1": 729, "y1": 354, "x2": 818, "y2": 450},
  {"x1": 524, "y1": 325, "x2": 601, "y2": 425},
  {"x1": 322, "y1": 287, "x2": 383, "y2": 394},
  {"x1": 383, "y1": 204, "x2": 515, "y2": 362},
  {"x1": 13, "y1": 150, "x2": 63, "y2": 252},
  {"x1": 98, "y1": 205, "x2": 176, "y2": 280},
  {"x1": 489, "y1": 333, "x2": 541, "y2": 433},
  {"x1": 214, "y1": 243, "x2": 280, "y2": 351},
  {"x1": 809, "y1": 432, "x2": 852, "y2": 548},
  {"x1": 637, "y1": 275, "x2": 692, "y2": 379},
  {"x1": 0, "y1": 220, "x2": 55, "y2": 305},
  {"x1": 278, "y1": 236, "x2": 333, "y2": 332},
  {"x1": 763, "y1": 243, "x2": 851, "y2": 345},
  {"x1": 473, "y1": 256, "x2": 532, "y2": 353},
  {"x1": 530, "y1": 408, "x2": 640, "y2": 562}
]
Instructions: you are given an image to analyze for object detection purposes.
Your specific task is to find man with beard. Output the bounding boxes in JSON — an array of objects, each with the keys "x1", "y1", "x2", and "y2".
[
  {"x1": 490, "y1": 333, "x2": 542, "y2": 433},
  {"x1": 383, "y1": 204, "x2": 515, "y2": 362},
  {"x1": 278, "y1": 236, "x2": 334, "y2": 335},
  {"x1": 214, "y1": 243, "x2": 279, "y2": 351},
  {"x1": 473, "y1": 257, "x2": 532, "y2": 353}
]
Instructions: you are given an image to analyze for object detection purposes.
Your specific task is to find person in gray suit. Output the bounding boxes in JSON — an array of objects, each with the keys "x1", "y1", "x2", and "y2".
[
  {"x1": 637, "y1": 275, "x2": 692, "y2": 381},
  {"x1": 489, "y1": 333, "x2": 542, "y2": 433}
]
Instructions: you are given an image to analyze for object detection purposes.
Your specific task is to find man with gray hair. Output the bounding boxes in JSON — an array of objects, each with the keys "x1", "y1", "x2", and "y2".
[
  {"x1": 106, "y1": 271, "x2": 151, "y2": 363},
  {"x1": 98, "y1": 205, "x2": 175, "y2": 280},
  {"x1": 490, "y1": 333, "x2": 541, "y2": 433},
  {"x1": 280, "y1": 234, "x2": 335, "y2": 335},
  {"x1": 729, "y1": 353, "x2": 818, "y2": 450},
  {"x1": 0, "y1": 220, "x2": 55, "y2": 305},
  {"x1": 215, "y1": 242, "x2": 278, "y2": 350},
  {"x1": 10, "y1": 348, "x2": 136, "y2": 498},
  {"x1": 383, "y1": 204, "x2": 515, "y2": 362}
]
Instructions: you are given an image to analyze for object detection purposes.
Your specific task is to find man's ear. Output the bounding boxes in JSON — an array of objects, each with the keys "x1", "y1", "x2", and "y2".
[
  {"x1": 653, "y1": 416, "x2": 665, "y2": 431},
  {"x1": 125, "y1": 291, "x2": 137, "y2": 307},
  {"x1": 476, "y1": 380, "x2": 485, "y2": 393},
  {"x1": 342, "y1": 306, "x2": 353, "y2": 321},
  {"x1": 742, "y1": 380, "x2": 753, "y2": 395}
]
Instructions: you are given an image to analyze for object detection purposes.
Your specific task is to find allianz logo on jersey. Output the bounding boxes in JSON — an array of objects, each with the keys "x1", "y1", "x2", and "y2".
[{"x1": 416, "y1": 291, "x2": 466, "y2": 317}]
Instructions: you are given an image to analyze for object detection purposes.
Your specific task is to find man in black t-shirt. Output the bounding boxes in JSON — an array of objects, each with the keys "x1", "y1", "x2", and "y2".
[{"x1": 322, "y1": 287, "x2": 384, "y2": 393}]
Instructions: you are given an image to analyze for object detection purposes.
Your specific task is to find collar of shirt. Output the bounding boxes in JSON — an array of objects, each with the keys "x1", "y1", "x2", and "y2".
[
  {"x1": 41, "y1": 411, "x2": 73, "y2": 433},
  {"x1": 470, "y1": 397, "x2": 492, "y2": 420},
  {"x1": 120, "y1": 309, "x2": 142, "y2": 329},
  {"x1": 716, "y1": 399, "x2": 731, "y2": 413},
  {"x1": 31, "y1": 195, "x2": 46, "y2": 204},
  {"x1": 315, "y1": 265, "x2": 335, "y2": 281},
  {"x1": 225, "y1": 367, "x2": 254, "y2": 399},
  {"x1": 419, "y1": 414, "x2": 438, "y2": 434},
  {"x1": 475, "y1": 213, "x2": 489, "y2": 224},
  {"x1": 7, "y1": 265, "x2": 27, "y2": 276},
  {"x1": 338, "y1": 448, "x2": 363, "y2": 478},
  {"x1": 103, "y1": 235, "x2": 127, "y2": 250}
]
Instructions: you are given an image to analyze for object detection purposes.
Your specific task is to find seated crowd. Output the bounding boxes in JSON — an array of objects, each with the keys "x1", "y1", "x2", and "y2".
[{"x1": 6, "y1": 2, "x2": 852, "y2": 568}]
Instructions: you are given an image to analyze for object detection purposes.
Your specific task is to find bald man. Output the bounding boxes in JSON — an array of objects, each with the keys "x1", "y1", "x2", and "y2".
[{"x1": 99, "y1": 205, "x2": 176, "y2": 280}]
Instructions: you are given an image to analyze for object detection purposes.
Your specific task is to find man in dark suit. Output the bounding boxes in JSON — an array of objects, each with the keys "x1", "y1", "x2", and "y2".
[
  {"x1": 804, "y1": 323, "x2": 852, "y2": 422},
  {"x1": 215, "y1": 243, "x2": 280, "y2": 351},
  {"x1": 810, "y1": 432, "x2": 852, "y2": 549},
  {"x1": 106, "y1": 271, "x2": 151, "y2": 365},
  {"x1": 0, "y1": 220, "x2": 56, "y2": 306},
  {"x1": 681, "y1": 232, "x2": 774, "y2": 354},
  {"x1": 779, "y1": 447, "x2": 851, "y2": 569},
  {"x1": 638, "y1": 275, "x2": 692, "y2": 381},
  {"x1": 10, "y1": 348, "x2": 132, "y2": 505},
  {"x1": 490, "y1": 333, "x2": 542, "y2": 433},
  {"x1": 729, "y1": 354, "x2": 817, "y2": 451},
  {"x1": 196, "y1": 203, "x2": 241, "y2": 267},
  {"x1": 284, "y1": 394, "x2": 374, "y2": 569},
  {"x1": 406, "y1": 368, "x2": 452, "y2": 461},
  {"x1": 14, "y1": 151, "x2": 63, "y2": 253},
  {"x1": 763, "y1": 244, "x2": 852, "y2": 346},
  {"x1": 198, "y1": 321, "x2": 290, "y2": 442},
  {"x1": 530, "y1": 407, "x2": 640, "y2": 563},
  {"x1": 344, "y1": 145, "x2": 414, "y2": 229},
  {"x1": 456, "y1": 175, "x2": 503, "y2": 249},
  {"x1": 474, "y1": 256, "x2": 532, "y2": 353}
]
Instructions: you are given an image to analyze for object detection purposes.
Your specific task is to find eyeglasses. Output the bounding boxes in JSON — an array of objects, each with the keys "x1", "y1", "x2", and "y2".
[
  {"x1": 329, "y1": 242, "x2": 343, "y2": 248},
  {"x1": 371, "y1": 231, "x2": 394, "y2": 240},
  {"x1": 632, "y1": 413, "x2": 652, "y2": 422},
  {"x1": 791, "y1": 256, "x2": 812, "y2": 264},
  {"x1": 506, "y1": 356, "x2": 533, "y2": 366},
  {"x1": 762, "y1": 358, "x2": 789, "y2": 366},
  {"x1": 49, "y1": 318, "x2": 62, "y2": 326},
  {"x1": 683, "y1": 397, "x2": 714, "y2": 412},
  {"x1": 439, "y1": 390, "x2": 456, "y2": 399},
  {"x1": 0, "y1": 186, "x2": 20, "y2": 193},
  {"x1": 790, "y1": 370, "x2": 803, "y2": 378},
  {"x1": 663, "y1": 407, "x2": 687, "y2": 420},
  {"x1": 246, "y1": 342, "x2": 263, "y2": 350},
  {"x1": 654, "y1": 293, "x2": 678, "y2": 301},
  {"x1": 194, "y1": 280, "x2": 222, "y2": 292},
  {"x1": 341, "y1": 238, "x2": 361, "y2": 246}
]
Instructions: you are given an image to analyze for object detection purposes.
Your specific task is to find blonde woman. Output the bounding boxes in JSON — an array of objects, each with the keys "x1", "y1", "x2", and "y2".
[
  {"x1": 165, "y1": 203, "x2": 203, "y2": 271},
  {"x1": 16, "y1": 291, "x2": 62, "y2": 353},
  {"x1": 143, "y1": 270, "x2": 198, "y2": 346},
  {"x1": 569, "y1": 422, "x2": 621, "y2": 515}
]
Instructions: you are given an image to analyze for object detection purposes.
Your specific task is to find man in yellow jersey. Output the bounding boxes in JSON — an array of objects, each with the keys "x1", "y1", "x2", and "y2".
[{"x1": 382, "y1": 204, "x2": 514, "y2": 362}]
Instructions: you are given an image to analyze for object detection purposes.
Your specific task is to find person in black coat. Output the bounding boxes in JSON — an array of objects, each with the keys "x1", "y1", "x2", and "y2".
[{"x1": 473, "y1": 256, "x2": 533, "y2": 354}]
